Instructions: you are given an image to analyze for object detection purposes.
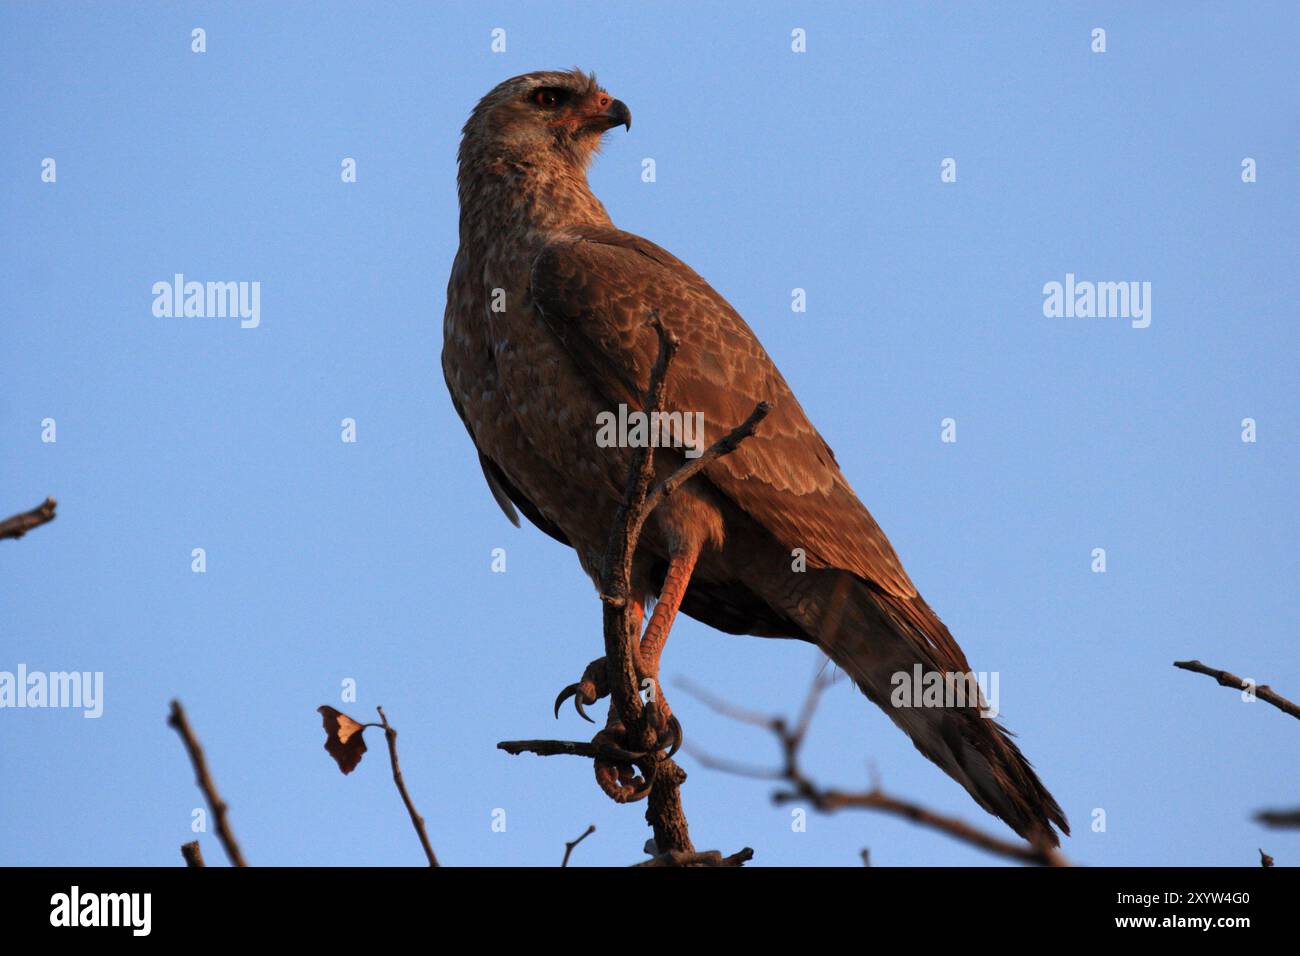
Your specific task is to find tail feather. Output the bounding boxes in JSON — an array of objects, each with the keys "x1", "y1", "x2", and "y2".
[{"x1": 770, "y1": 568, "x2": 1068, "y2": 845}]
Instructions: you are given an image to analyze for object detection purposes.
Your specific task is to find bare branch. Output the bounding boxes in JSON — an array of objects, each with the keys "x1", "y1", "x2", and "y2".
[
  {"x1": 180, "y1": 841, "x2": 205, "y2": 868},
  {"x1": 594, "y1": 320, "x2": 767, "y2": 852},
  {"x1": 376, "y1": 706, "x2": 439, "y2": 867},
  {"x1": 685, "y1": 743, "x2": 787, "y2": 782},
  {"x1": 498, "y1": 738, "x2": 645, "y2": 762},
  {"x1": 0, "y1": 497, "x2": 57, "y2": 541},
  {"x1": 674, "y1": 675, "x2": 780, "y2": 730},
  {"x1": 561, "y1": 824, "x2": 596, "y2": 867},
  {"x1": 791, "y1": 669, "x2": 836, "y2": 745},
  {"x1": 771, "y1": 784, "x2": 1066, "y2": 866},
  {"x1": 689, "y1": 674, "x2": 1070, "y2": 867},
  {"x1": 1174, "y1": 659, "x2": 1300, "y2": 721},
  {"x1": 167, "y1": 700, "x2": 247, "y2": 867},
  {"x1": 1255, "y1": 807, "x2": 1300, "y2": 829},
  {"x1": 640, "y1": 400, "x2": 769, "y2": 518},
  {"x1": 499, "y1": 320, "x2": 765, "y2": 864}
]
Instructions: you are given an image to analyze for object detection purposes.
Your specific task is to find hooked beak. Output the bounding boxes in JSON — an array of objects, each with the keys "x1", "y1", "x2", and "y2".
[{"x1": 587, "y1": 97, "x2": 632, "y2": 133}]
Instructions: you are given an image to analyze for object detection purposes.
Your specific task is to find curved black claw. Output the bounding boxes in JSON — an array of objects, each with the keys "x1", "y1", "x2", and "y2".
[
  {"x1": 642, "y1": 701, "x2": 683, "y2": 760},
  {"x1": 660, "y1": 714, "x2": 683, "y2": 760},
  {"x1": 553, "y1": 683, "x2": 596, "y2": 723}
]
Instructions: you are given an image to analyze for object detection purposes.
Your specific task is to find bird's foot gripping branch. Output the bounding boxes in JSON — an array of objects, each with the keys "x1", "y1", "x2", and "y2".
[{"x1": 498, "y1": 318, "x2": 767, "y2": 866}]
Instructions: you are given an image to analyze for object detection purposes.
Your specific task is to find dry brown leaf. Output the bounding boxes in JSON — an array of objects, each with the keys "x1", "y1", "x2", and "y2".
[{"x1": 317, "y1": 705, "x2": 368, "y2": 774}]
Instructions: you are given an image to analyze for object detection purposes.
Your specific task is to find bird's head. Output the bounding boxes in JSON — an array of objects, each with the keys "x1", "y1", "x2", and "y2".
[{"x1": 459, "y1": 69, "x2": 631, "y2": 172}]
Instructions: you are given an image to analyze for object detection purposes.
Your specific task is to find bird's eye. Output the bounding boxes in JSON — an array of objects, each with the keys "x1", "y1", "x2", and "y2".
[{"x1": 533, "y1": 88, "x2": 564, "y2": 109}]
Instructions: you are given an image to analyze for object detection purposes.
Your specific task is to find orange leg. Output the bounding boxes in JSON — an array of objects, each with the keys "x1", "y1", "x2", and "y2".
[
  {"x1": 557, "y1": 548, "x2": 699, "y2": 770},
  {"x1": 639, "y1": 548, "x2": 699, "y2": 679},
  {"x1": 635, "y1": 548, "x2": 699, "y2": 748}
]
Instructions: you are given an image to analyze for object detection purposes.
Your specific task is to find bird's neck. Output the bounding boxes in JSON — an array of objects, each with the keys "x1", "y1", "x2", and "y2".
[{"x1": 457, "y1": 156, "x2": 612, "y2": 245}]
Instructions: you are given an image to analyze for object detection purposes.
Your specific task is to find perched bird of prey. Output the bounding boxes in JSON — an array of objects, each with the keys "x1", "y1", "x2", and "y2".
[{"x1": 443, "y1": 69, "x2": 1068, "y2": 846}]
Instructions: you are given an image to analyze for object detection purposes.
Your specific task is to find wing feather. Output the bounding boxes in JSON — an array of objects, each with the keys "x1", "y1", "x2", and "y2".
[{"x1": 530, "y1": 225, "x2": 917, "y2": 600}]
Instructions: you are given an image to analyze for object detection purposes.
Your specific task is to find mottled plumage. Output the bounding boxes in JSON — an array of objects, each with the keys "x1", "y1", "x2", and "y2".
[{"x1": 443, "y1": 69, "x2": 1067, "y2": 845}]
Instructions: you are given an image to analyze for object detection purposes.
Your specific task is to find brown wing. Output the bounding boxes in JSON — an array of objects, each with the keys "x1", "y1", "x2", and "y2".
[
  {"x1": 446, "y1": 385, "x2": 572, "y2": 547},
  {"x1": 530, "y1": 225, "x2": 918, "y2": 601}
]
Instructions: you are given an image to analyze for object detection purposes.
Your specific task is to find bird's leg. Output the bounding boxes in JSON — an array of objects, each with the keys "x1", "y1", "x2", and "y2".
[
  {"x1": 554, "y1": 598, "x2": 644, "y2": 722},
  {"x1": 635, "y1": 547, "x2": 699, "y2": 754},
  {"x1": 585, "y1": 598, "x2": 653, "y2": 802}
]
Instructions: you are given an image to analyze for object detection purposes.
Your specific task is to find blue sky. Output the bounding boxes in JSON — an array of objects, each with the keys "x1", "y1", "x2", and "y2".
[{"x1": 1, "y1": 2, "x2": 1295, "y2": 867}]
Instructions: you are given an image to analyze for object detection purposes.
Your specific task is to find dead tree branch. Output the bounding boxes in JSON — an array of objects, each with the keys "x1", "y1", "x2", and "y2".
[
  {"x1": 1255, "y1": 807, "x2": 1300, "y2": 829},
  {"x1": 0, "y1": 497, "x2": 57, "y2": 541},
  {"x1": 561, "y1": 824, "x2": 596, "y2": 867},
  {"x1": 1174, "y1": 660, "x2": 1300, "y2": 721},
  {"x1": 167, "y1": 700, "x2": 248, "y2": 867},
  {"x1": 376, "y1": 706, "x2": 439, "y2": 867},
  {"x1": 496, "y1": 319, "x2": 765, "y2": 865},
  {"x1": 180, "y1": 841, "x2": 205, "y2": 868},
  {"x1": 681, "y1": 672, "x2": 1071, "y2": 867},
  {"x1": 498, "y1": 738, "x2": 644, "y2": 762}
]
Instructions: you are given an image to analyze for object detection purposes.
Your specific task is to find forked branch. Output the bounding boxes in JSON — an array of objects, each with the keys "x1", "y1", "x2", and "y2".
[
  {"x1": 680, "y1": 672, "x2": 1071, "y2": 867},
  {"x1": 497, "y1": 317, "x2": 766, "y2": 865}
]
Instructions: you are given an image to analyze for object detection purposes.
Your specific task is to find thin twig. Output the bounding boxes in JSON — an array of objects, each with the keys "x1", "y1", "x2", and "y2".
[
  {"x1": 561, "y1": 824, "x2": 596, "y2": 867},
  {"x1": 684, "y1": 673, "x2": 1070, "y2": 867},
  {"x1": 771, "y1": 785, "x2": 1066, "y2": 866},
  {"x1": 167, "y1": 700, "x2": 247, "y2": 867},
  {"x1": 376, "y1": 706, "x2": 439, "y2": 867},
  {"x1": 640, "y1": 402, "x2": 769, "y2": 519},
  {"x1": 180, "y1": 841, "x2": 205, "y2": 868},
  {"x1": 673, "y1": 676, "x2": 779, "y2": 729},
  {"x1": 1174, "y1": 660, "x2": 1300, "y2": 721},
  {"x1": 0, "y1": 497, "x2": 57, "y2": 541}
]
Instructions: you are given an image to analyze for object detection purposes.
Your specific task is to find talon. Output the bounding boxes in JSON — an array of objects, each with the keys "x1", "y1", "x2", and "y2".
[
  {"x1": 661, "y1": 714, "x2": 683, "y2": 759},
  {"x1": 553, "y1": 657, "x2": 609, "y2": 724},
  {"x1": 553, "y1": 683, "x2": 596, "y2": 723},
  {"x1": 594, "y1": 758, "x2": 650, "y2": 803},
  {"x1": 641, "y1": 696, "x2": 681, "y2": 759},
  {"x1": 592, "y1": 727, "x2": 647, "y2": 762}
]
